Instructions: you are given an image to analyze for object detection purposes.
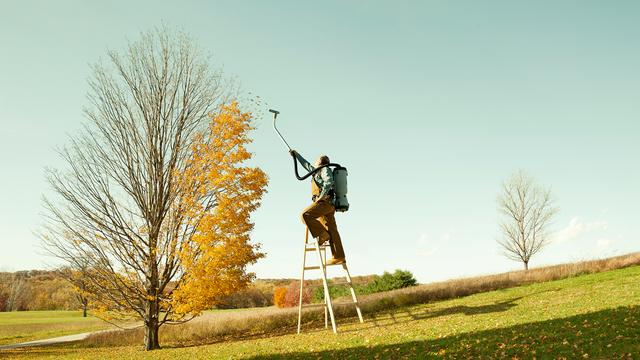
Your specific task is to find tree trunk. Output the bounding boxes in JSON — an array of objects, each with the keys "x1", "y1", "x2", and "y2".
[
  {"x1": 144, "y1": 302, "x2": 160, "y2": 351},
  {"x1": 145, "y1": 231, "x2": 161, "y2": 351},
  {"x1": 82, "y1": 301, "x2": 87, "y2": 318},
  {"x1": 524, "y1": 261, "x2": 529, "y2": 271}
]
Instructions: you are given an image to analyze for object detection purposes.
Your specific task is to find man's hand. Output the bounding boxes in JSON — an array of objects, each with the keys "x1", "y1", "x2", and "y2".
[{"x1": 289, "y1": 149, "x2": 297, "y2": 156}]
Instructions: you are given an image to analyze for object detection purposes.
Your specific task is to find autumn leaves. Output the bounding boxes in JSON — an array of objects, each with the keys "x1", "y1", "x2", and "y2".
[{"x1": 172, "y1": 102, "x2": 268, "y2": 316}]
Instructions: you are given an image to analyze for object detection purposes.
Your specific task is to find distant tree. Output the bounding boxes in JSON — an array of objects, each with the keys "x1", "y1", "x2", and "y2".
[
  {"x1": 58, "y1": 266, "x2": 92, "y2": 317},
  {"x1": 0, "y1": 271, "x2": 85, "y2": 312},
  {"x1": 283, "y1": 281, "x2": 312, "y2": 308},
  {"x1": 0, "y1": 282, "x2": 7, "y2": 311},
  {"x1": 497, "y1": 171, "x2": 558, "y2": 270},
  {"x1": 42, "y1": 28, "x2": 267, "y2": 350},
  {"x1": 273, "y1": 287, "x2": 287, "y2": 308},
  {"x1": 314, "y1": 270, "x2": 417, "y2": 301},
  {"x1": 26, "y1": 275, "x2": 75, "y2": 311},
  {"x1": 74, "y1": 275, "x2": 90, "y2": 318},
  {"x1": 365, "y1": 270, "x2": 417, "y2": 292},
  {"x1": 217, "y1": 287, "x2": 272, "y2": 309},
  {"x1": 5, "y1": 273, "x2": 27, "y2": 311}
]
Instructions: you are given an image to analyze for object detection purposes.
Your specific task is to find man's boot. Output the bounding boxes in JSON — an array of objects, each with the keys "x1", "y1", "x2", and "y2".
[{"x1": 327, "y1": 257, "x2": 346, "y2": 265}]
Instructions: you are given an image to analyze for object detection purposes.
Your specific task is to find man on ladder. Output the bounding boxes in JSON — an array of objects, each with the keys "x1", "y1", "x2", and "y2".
[
  {"x1": 270, "y1": 109, "x2": 361, "y2": 333},
  {"x1": 290, "y1": 150, "x2": 346, "y2": 265}
]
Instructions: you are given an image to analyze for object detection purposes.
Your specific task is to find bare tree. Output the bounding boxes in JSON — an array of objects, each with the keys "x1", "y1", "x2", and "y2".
[
  {"x1": 5, "y1": 273, "x2": 27, "y2": 311},
  {"x1": 41, "y1": 27, "x2": 235, "y2": 350},
  {"x1": 497, "y1": 170, "x2": 558, "y2": 270}
]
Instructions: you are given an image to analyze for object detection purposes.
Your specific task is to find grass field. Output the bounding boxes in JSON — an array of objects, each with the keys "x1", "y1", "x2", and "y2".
[
  {"x1": 2, "y1": 264, "x2": 639, "y2": 359},
  {"x1": 0, "y1": 311, "x2": 111, "y2": 346}
]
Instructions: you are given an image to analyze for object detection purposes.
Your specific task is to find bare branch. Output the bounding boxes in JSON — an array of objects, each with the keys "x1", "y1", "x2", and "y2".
[{"x1": 496, "y1": 170, "x2": 558, "y2": 270}]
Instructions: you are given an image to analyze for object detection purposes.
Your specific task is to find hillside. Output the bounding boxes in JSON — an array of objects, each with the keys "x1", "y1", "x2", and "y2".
[{"x1": 3, "y1": 263, "x2": 639, "y2": 359}]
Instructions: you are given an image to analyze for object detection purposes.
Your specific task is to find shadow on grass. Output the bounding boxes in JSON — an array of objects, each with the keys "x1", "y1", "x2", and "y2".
[
  {"x1": 412, "y1": 297, "x2": 520, "y2": 319},
  {"x1": 355, "y1": 289, "x2": 561, "y2": 332},
  {"x1": 247, "y1": 305, "x2": 640, "y2": 359}
]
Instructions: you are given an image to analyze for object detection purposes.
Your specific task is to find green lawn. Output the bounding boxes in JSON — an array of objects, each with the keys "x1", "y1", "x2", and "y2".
[
  {"x1": 0, "y1": 311, "x2": 111, "y2": 346},
  {"x1": 3, "y1": 266, "x2": 640, "y2": 358}
]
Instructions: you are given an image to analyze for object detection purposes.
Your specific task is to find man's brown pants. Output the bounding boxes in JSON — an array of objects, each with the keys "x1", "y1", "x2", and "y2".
[{"x1": 301, "y1": 200, "x2": 345, "y2": 259}]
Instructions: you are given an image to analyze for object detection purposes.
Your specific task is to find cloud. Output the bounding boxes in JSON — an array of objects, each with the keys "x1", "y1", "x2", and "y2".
[
  {"x1": 576, "y1": 237, "x2": 618, "y2": 259},
  {"x1": 552, "y1": 217, "x2": 608, "y2": 244},
  {"x1": 416, "y1": 232, "x2": 450, "y2": 257},
  {"x1": 596, "y1": 238, "x2": 614, "y2": 251},
  {"x1": 420, "y1": 247, "x2": 438, "y2": 257}
]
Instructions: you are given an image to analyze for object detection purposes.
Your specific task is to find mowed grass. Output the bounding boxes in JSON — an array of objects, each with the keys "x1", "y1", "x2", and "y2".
[
  {"x1": 3, "y1": 265, "x2": 639, "y2": 359},
  {"x1": 0, "y1": 311, "x2": 111, "y2": 346}
]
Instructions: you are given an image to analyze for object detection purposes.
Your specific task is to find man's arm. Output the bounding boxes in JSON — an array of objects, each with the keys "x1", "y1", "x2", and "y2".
[
  {"x1": 291, "y1": 150, "x2": 315, "y2": 172},
  {"x1": 317, "y1": 167, "x2": 334, "y2": 201}
]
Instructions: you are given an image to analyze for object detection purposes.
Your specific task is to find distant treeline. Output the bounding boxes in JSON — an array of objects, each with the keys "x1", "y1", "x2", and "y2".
[
  {"x1": 0, "y1": 270, "x2": 79, "y2": 311},
  {"x1": 215, "y1": 274, "x2": 381, "y2": 309},
  {"x1": 0, "y1": 270, "x2": 399, "y2": 312}
]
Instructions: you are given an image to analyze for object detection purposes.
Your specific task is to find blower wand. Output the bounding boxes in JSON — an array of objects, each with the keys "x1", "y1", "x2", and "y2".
[{"x1": 270, "y1": 109, "x2": 292, "y2": 151}]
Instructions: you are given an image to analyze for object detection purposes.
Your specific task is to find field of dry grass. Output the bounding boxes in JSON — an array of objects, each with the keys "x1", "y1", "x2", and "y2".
[
  {"x1": 4, "y1": 260, "x2": 639, "y2": 359},
  {"x1": 82, "y1": 252, "x2": 640, "y2": 348},
  {"x1": 360, "y1": 251, "x2": 640, "y2": 311}
]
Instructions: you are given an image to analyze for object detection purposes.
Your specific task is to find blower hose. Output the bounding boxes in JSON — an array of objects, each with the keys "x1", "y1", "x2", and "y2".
[{"x1": 290, "y1": 152, "x2": 342, "y2": 181}]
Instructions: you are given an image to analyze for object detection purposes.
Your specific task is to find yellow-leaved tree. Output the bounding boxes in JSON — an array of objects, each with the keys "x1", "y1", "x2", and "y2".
[
  {"x1": 42, "y1": 28, "x2": 267, "y2": 351},
  {"x1": 172, "y1": 101, "x2": 268, "y2": 315}
]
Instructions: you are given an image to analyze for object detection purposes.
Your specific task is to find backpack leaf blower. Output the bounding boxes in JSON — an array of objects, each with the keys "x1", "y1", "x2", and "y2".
[{"x1": 270, "y1": 109, "x2": 349, "y2": 212}]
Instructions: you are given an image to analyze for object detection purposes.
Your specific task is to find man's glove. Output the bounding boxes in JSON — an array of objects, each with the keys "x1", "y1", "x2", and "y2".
[{"x1": 289, "y1": 149, "x2": 297, "y2": 156}]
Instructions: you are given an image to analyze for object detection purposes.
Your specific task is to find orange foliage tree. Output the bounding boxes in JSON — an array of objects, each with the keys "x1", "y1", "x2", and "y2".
[
  {"x1": 171, "y1": 102, "x2": 268, "y2": 315},
  {"x1": 273, "y1": 287, "x2": 287, "y2": 308}
]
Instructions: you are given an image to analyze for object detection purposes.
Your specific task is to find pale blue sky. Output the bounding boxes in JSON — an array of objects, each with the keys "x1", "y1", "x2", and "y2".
[{"x1": 1, "y1": 1, "x2": 638, "y2": 282}]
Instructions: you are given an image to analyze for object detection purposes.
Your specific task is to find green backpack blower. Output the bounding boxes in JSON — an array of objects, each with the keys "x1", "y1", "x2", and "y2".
[{"x1": 270, "y1": 109, "x2": 350, "y2": 212}]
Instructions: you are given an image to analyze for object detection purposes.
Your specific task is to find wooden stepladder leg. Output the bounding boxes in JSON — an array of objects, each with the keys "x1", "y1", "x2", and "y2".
[
  {"x1": 323, "y1": 246, "x2": 328, "y2": 329},
  {"x1": 315, "y1": 237, "x2": 337, "y2": 334},
  {"x1": 298, "y1": 227, "x2": 361, "y2": 334},
  {"x1": 342, "y1": 263, "x2": 364, "y2": 323},
  {"x1": 297, "y1": 228, "x2": 309, "y2": 334}
]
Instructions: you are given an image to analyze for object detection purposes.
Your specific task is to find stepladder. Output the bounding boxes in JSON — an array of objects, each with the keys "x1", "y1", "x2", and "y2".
[{"x1": 297, "y1": 227, "x2": 364, "y2": 334}]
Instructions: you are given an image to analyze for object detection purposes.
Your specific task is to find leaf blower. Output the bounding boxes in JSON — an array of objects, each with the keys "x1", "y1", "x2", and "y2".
[{"x1": 270, "y1": 109, "x2": 349, "y2": 212}]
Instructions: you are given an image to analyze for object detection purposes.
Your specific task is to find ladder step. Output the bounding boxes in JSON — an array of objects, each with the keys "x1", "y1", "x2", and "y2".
[
  {"x1": 303, "y1": 264, "x2": 348, "y2": 271},
  {"x1": 305, "y1": 247, "x2": 328, "y2": 251}
]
